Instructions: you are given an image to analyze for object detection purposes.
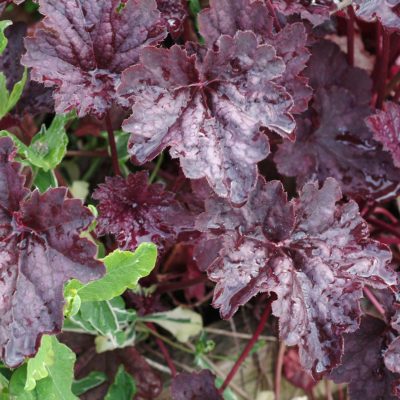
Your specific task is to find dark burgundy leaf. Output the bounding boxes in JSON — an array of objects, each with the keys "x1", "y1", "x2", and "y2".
[
  {"x1": 198, "y1": 0, "x2": 312, "y2": 114},
  {"x1": 156, "y1": 0, "x2": 187, "y2": 39},
  {"x1": 171, "y1": 370, "x2": 222, "y2": 400},
  {"x1": 274, "y1": 0, "x2": 334, "y2": 26},
  {"x1": 274, "y1": 40, "x2": 400, "y2": 201},
  {"x1": 93, "y1": 171, "x2": 195, "y2": 253},
  {"x1": 330, "y1": 315, "x2": 400, "y2": 399},
  {"x1": 0, "y1": 22, "x2": 53, "y2": 116},
  {"x1": 195, "y1": 176, "x2": 396, "y2": 373},
  {"x1": 366, "y1": 102, "x2": 400, "y2": 168},
  {"x1": 353, "y1": 0, "x2": 400, "y2": 31},
  {"x1": 22, "y1": 0, "x2": 167, "y2": 118},
  {"x1": 0, "y1": 137, "x2": 104, "y2": 367},
  {"x1": 119, "y1": 31, "x2": 295, "y2": 204},
  {"x1": 385, "y1": 337, "x2": 400, "y2": 375}
]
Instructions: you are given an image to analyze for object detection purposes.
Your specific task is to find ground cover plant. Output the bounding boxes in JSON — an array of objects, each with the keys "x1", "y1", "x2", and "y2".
[{"x1": 0, "y1": 0, "x2": 400, "y2": 399}]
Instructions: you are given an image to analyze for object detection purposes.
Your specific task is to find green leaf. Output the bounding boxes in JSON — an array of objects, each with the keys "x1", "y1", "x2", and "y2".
[
  {"x1": 0, "y1": 21, "x2": 12, "y2": 55},
  {"x1": 67, "y1": 243, "x2": 157, "y2": 303},
  {"x1": 23, "y1": 336, "x2": 77, "y2": 400},
  {"x1": 145, "y1": 306, "x2": 203, "y2": 343},
  {"x1": 104, "y1": 366, "x2": 136, "y2": 400},
  {"x1": 72, "y1": 372, "x2": 107, "y2": 396},
  {"x1": 79, "y1": 300, "x2": 119, "y2": 336},
  {"x1": 33, "y1": 169, "x2": 58, "y2": 193},
  {"x1": 0, "y1": 68, "x2": 27, "y2": 119},
  {"x1": 9, "y1": 366, "x2": 36, "y2": 400}
]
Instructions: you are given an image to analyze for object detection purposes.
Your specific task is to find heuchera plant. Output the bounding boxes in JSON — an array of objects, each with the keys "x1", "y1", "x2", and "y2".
[{"x1": 0, "y1": 0, "x2": 400, "y2": 398}]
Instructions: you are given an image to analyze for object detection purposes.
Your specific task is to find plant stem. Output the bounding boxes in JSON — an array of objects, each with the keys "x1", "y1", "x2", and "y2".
[
  {"x1": 274, "y1": 341, "x2": 286, "y2": 400},
  {"x1": 149, "y1": 153, "x2": 164, "y2": 183},
  {"x1": 218, "y1": 294, "x2": 276, "y2": 394},
  {"x1": 376, "y1": 28, "x2": 391, "y2": 109},
  {"x1": 367, "y1": 217, "x2": 400, "y2": 238},
  {"x1": 265, "y1": 0, "x2": 282, "y2": 31},
  {"x1": 146, "y1": 322, "x2": 177, "y2": 376},
  {"x1": 105, "y1": 111, "x2": 121, "y2": 176},
  {"x1": 156, "y1": 275, "x2": 208, "y2": 294},
  {"x1": 363, "y1": 287, "x2": 386, "y2": 317},
  {"x1": 346, "y1": 7, "x2": 355, "y2": 66},
  {"x1": 67, "y1": 149, "x2": 108, "y2": 158}
]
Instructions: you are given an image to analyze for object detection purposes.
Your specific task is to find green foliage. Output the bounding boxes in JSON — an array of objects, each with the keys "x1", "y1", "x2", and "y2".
[
  {"x1": 64, "y1": 297, "x2": 137, "y2": 353},
  {"x1": 0, "y1": 21, "x2": 12, "y2": 55},
  {"x1": 0, "y1": 68, "x2": 27, "y2": 119},
  {"x1": 72, "y1": 371, "x2": 107, "y2": 396},
  {"x1": 104, "y1": 366, "x2": 136, "y2": 400},
  {"x1": 9, "y1": 336, "x2": 77, "y2": 400},
  {"x1": 65, "y1": 243, "x2": 157, "y2": 304},
  {"x1": 1, "y1": 113, "x2": 74, "y2": 172}
]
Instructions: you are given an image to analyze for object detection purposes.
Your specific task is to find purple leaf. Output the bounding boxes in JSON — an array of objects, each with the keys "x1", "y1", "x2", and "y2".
[
  {"x1": 366, "y1": 102, "x2": 400, "y2": 168},
  {"x1": 156, "y1": 0, "x2": 187, "y2": 39},
  {"x1": 198, "y1": 0, "x2": 312, "y2": 113},
  {"x1": 0, "y1": 137, "x2": 104, "y2": 367},
  {"x1": 171, "y1": 370, "x2": 222, "y2": 400},
  {"x1": 274, "y1": 0, "x2": 334, "y2": 26},
  {"x1": 93, "y1": 171, "x2": 195, "y2": 253},
  {"x1": 330, "y1": 315, "x2": 400, "y2": 399},
  {"x1": 274, "y1": 40, "x2": 400, "y2": 202},
  {"x1": 0, "y1": 22, "x2": 54, "y2": 116},
  {"x1": 119, "y1": 31, "x2": 294, "y2": 205},
  {"x1": 385, "y1": 337, "x2": 400, "y2": 375},
  {"x1": 22, "y1": 0, "x2": 167, "y2": 118},
  {"x1": 195, "y1": 176, "x2": 396, "y2": 373},
  {"x1": 353, "y1": 0, "x2": 400, "y2": 31}
]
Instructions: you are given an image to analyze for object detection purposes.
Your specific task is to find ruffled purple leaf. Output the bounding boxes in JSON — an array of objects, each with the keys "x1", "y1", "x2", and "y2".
[
  {"x1": 0, "y1": 137, "x2": 104, "y2": 368},
  {"x1": 22, "y1": 0, "x2": 167, "y2": 118},
  {"x1": 274, "y1": 0, "x2": 334, "y2": 26},
  {"x1": 119, "y1": 31, "x2": 294, "y2": 205},
  {"x1": 171, "y1": 370, "x2": 222, "y2": 400},
  {"x1": 274, "y1": 40, "x2": 400, "y2": 201},
  {"x1": 330, "y1": 315, "x2": 400, "y2": 399},
  {"x1": 198, "y1": 0, "x2": 312, "y2": 114},
  {"x1": 195, "y1": 176, "x2": 396, "y2": 374},
  {"x1": 353, "y1": 0, "x2": 400, "y2": 31},
  {"x1": 366, "y1": 102, "x2": 400, "y2": 168},
  {"x1": 93, "y1": 171, "x2": 195, "y2": 253}
]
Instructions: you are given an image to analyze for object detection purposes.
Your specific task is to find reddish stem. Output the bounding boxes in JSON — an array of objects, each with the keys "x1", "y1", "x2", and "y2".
[
  {"x1": 105, "y1": 111, "x2": 121, "y2": 176},
  {"x1": 346, "y1": 7, "x2": 355, "y2": 66},
  {"x1": 67, "y1": 150, "x2": 108, "y2": 158},
  {"x1": 265, "y1": 0, "x2": 282, "y2": 31},
  {"x1": 372, "y1": 207, "x2": 399, "y2": 224},
  {"x1": 218, "y1": 294, "x2": 276, "y2": 394},
  {"x1": 146, "y1": 322, "x2": 177, "y2": 376},
  {"x1": 367, "y1": 217, "x2": 400, "y2": 238},
  {"x1": 274, "y1": 341, "x2": 286, "y2": 400},
  {"x1": 363, "y1": 287, "x2": 386, "y2": 317},
  {"x1": 376, "y1": 28, "x2": 391, "y2": 109},
  {"x1": 157, "y1": 275, "x2": 208, "y2": 294}
]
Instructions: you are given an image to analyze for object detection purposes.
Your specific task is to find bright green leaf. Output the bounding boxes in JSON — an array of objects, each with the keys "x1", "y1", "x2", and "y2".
[
  {"x1": 0, "y1": 68, "x2": 27, "y2": 119},
  {"x1": 24, "y1": 336, "x2": 77, "y2": 400},
  {"x1": 33, "y1": 169, "x2": 58, "y2": 193},
  {"x1": 0, "y1": 21, "x2": 12, "y2": 54},
  {"x1": 104, "y1": 366, "x2": 136, "y2": 400},
  {"x1": 72, "y1": 371, "x2": 107, "y2": 396},
  {"x1": 68, "y1": 243, "x2": 157, "y2": 303},
  {"x1": 145, "y1": 306, "x2": 203, "y2": 343}
]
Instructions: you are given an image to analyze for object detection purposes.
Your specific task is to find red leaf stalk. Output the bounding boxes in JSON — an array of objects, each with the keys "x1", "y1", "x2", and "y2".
[
  {"x1": 218, "y1": 294, "x2": 276, "y2": 394},
  {"x1": 105, "y1": 111, "x2": 122, "y2": 176},
  {"x1": 376, "y1": 28, "x2": 391, "y2": 109},
  {"x1": 274, "y1": 341, "x2": 286, "y2": 400},
  {"x1": 146, "y1": 322, "x2": 177, "y2": 377},
  {"x1": 265, "y1": 0, "x2": 282, "y2": 31}
]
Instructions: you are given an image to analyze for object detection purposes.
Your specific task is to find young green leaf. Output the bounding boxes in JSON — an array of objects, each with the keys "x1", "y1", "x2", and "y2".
[
  {"x1": 0, "y1": 21, "x2": 12, "y2": 54},
  {"x1": 72, "y1": 371, "x2": 108, "y2": 396},
  {"x1": 24, "y1": 336, "x2": 77, "y2": 400},
  {"x1": 105, "y1": 366, "x2": 136, "y2": 400},
  {"x1": 66, "y1": 243, "x2": 157, "y2": 303},
  {"x1": 0, "y1": 67, "x2": 27, "y2": 119},
  {"x1": 145, "y1": 306, "x2": 203, "y2": 343}
]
